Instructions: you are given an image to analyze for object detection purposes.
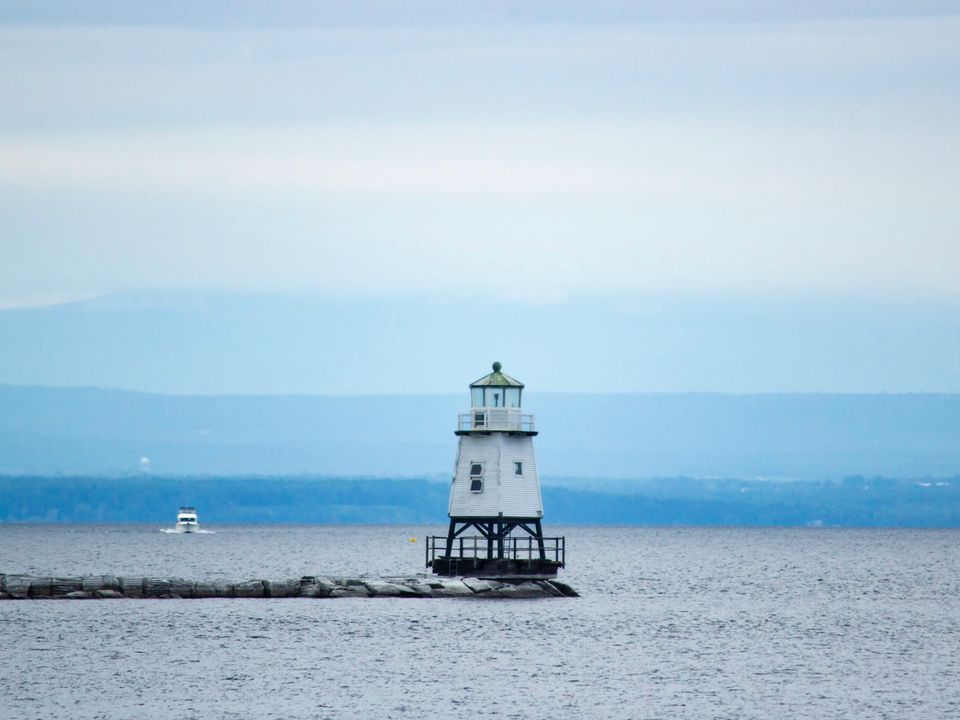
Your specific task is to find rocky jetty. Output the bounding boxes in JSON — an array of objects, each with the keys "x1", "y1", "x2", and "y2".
[{"x1": 0, "y1": 573, "x2": 578, "y2": 599}]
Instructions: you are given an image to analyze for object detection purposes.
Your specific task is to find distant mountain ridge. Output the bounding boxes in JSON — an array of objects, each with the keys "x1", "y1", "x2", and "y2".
[
  {"x1": 1, "y1": 385, "x2": 958, "y2": 479},
  {"x1": 3, "y1": 290, "x2": 959, "y2": 396}
]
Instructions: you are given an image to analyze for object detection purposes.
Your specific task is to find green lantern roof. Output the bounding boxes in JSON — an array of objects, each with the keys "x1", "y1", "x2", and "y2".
[{"x1": 470, "y1": 361, "x2": 524, "y2": 388}]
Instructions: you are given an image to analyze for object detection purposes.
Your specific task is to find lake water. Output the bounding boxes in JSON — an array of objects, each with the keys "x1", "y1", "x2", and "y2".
[{"x1": 2, "y1": 524, "x2": 958, "y2": 719}]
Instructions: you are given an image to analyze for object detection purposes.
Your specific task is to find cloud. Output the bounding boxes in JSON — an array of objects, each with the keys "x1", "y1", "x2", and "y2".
[
  {"x1": 0, "y1": 13, "x2": 958, "y2": 306},
  {"x1": 2, "y1": 1, "x2": 956, "y2": 29},
  {"x1": 0, "y1": 120, "x2": 955, "y2": 211}
]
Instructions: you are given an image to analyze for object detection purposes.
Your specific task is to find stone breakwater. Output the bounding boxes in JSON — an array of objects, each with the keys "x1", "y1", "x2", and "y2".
[{"x1": 0, "y1": 573, "x2": 578, "y2": 599}]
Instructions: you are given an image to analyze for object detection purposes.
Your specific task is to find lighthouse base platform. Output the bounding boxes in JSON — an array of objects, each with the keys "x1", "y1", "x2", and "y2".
[{"x1": 429, "y1": 557, "x2": 563, "y2": 580}]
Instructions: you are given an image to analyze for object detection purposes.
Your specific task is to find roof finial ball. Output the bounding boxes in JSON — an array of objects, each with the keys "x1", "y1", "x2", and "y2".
[{"x1": 492, "y1": 361, "x2": 502, "y2": 372}]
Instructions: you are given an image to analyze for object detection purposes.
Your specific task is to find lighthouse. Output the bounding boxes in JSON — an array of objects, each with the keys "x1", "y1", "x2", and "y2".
[{"x1": 427, "y1": 363, "x2": 565, "y2": 578}]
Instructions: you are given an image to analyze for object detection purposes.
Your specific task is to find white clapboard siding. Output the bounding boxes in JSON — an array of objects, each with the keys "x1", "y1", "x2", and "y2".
[
  {"x1": 497, "y1": 435, "x2": 542, "y2": 518},
  {"x1": 449, "y1": 434, "x2": 501, "y2": 517},
  {"x1": 448, "y1": 434, "x2": 543, "y2": 519}
]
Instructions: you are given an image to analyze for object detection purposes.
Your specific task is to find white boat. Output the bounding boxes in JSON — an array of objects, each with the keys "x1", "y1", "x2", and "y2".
[{"x1": 174, "y1": 506, "x2": 199, "y2": 533}]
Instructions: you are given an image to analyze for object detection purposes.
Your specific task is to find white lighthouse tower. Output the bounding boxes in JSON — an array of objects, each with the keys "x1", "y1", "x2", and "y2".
[{"x1": 427, "y1": 362, "x2": 565, "y2": 578}]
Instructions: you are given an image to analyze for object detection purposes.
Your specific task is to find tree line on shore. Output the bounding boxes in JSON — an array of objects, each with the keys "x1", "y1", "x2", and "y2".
[{"x1": 1, "y1": 475, "x2": 958, "y2": 527}]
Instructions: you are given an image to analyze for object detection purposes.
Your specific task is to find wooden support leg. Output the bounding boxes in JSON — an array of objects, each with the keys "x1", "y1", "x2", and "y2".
[
  {"x1": 534, "y1": 519, "x2": 546, "y2": 560},
  {"x1": 444, "y1": 519, "x2": 456, "y2": 557}
]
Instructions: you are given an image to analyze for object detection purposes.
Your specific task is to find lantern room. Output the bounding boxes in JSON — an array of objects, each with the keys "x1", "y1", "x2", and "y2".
[{"x1": 470, "y1": 361, "x2": 523, "y2": 408}]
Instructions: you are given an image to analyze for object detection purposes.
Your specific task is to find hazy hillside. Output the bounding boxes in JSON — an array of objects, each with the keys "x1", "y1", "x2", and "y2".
[
  {"x1": 1, "y1": 385, "x2": 958, "y2": 479},
  {"x1": 2, "y1": 291, "x2": 959, "y2": 396}
]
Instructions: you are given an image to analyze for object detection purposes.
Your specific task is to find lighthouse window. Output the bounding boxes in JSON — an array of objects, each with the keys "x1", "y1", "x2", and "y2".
[
  {"x1": 469, "y1": 462, "x2": 483, "y2": 492},
  {"x1": 514, "y1": 461, "x2": 523, "y2": 475}
]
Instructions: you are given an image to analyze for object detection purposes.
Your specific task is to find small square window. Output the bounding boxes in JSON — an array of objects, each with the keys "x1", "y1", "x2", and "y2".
[
  {"x1": 470, "y1": 463, "x2": 482, "y2": 476},
  {"x1": 470, "y1": 478, "x2": 484, "y2": 492},
  {"x1": 514, "y1": 461, "x2": 523, "y2": 476}
]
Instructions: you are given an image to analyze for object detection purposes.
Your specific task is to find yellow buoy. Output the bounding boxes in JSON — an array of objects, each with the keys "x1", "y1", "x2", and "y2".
[{"x1": 409, "y1": 537, "x2": 417, "y2": 542}]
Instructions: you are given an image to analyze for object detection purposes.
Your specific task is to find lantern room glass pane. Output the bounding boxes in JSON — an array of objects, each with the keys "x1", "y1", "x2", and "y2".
[
  {"x1": 505, "y1": 388, "x2": 521, "y2": 407},
  {"x1": 488, "y1": 389, "x2": 503, "y2": 407},
  {"x1": 471, "y1": 388, "x2": 484, "y2": 407}
]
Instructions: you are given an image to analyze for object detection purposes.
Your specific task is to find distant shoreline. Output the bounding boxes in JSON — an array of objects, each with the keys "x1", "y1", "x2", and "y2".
[{"x1": 2, "y1": 475, "x2": 958, "y2": 528}]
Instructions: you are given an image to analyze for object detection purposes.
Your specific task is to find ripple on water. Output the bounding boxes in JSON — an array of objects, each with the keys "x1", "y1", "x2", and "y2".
[{"x1": 1, "y1": 525, "x2": 959, "y2": 718}]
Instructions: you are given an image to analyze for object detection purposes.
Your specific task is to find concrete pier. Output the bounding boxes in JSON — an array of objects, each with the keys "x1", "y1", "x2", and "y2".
[{"x1": 0, "y1": 573, "x2": 578, "y2": 599}]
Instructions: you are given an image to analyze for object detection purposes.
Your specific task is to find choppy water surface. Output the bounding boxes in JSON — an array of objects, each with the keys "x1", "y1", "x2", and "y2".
[{"x1": 2, "y1": 525, "x2": 958, "y2": 719}]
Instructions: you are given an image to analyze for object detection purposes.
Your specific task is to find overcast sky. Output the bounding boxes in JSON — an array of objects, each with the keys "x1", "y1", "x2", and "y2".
[{"x1": 1, "y1": 1, "x2": 957, "y2": 310}]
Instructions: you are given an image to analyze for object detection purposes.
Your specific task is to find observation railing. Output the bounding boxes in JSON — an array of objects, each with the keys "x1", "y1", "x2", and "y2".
[
  {"x1": 426, "y1": 535, "x2": 564, "y2": 567},
  {"x1": 457, "y1": 408, "x2": 535, "y2": 432}
]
